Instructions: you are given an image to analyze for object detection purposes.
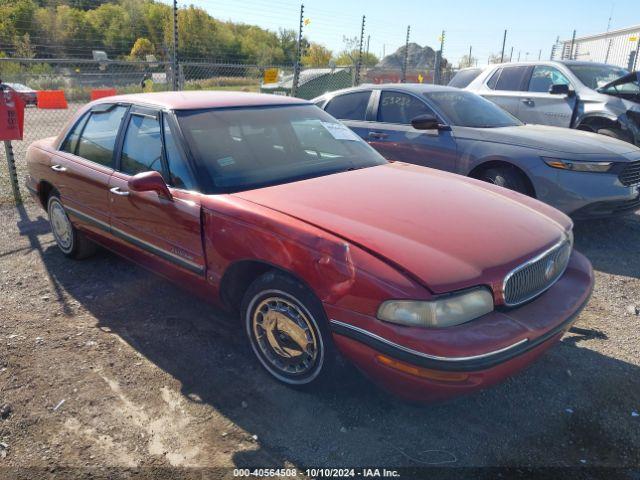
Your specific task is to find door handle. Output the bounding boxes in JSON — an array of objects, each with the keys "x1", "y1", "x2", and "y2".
[
  {"x1": 368, "y1": 132, "x2": 388, "y2": 140},
  {"x1": 109, "y1": 186, "x2": 130, "y2": 196},
  {"x1": 50, "y1": 165, "x2": 67, "y2": 172},
  {"x1": 521, "y1": 98, "x2": 534, "y2": 106}
]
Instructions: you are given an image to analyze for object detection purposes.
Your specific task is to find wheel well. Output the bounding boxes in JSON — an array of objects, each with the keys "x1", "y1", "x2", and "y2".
[
  {"x1": 577, "y1": 116, "x2": 619, "y2": 133},
  {"x1": 38, "y1": 181, "x2": 55, "y2": 208},
  {"x1": 219, "y1": 260, "x2": 279, "y2": 312},
  {"x1": 468, "y1": 160, "x2": 535, "y2": 197}
]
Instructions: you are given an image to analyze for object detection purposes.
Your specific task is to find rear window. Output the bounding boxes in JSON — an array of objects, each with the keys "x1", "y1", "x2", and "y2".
[
  {"x1": 325, "y1": 91, "x2": 371, "y2": 120},
  {"x1": 448, "y1": 68, "x2": 482, "y2": 88},
  {"x1": 493, "y1": 66, "x2": 529, "y2": 91}
]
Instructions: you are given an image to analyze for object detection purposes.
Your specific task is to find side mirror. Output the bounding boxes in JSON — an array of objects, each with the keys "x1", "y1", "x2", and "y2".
[
  {"x1": 128, "y1": 171, "x2": 173, "y2": 201},
  {"x1": 411, "y1": 114, "x2": 448, "y2": 131},
  {"x1": 548, "y1": 83, "x2": 572, "y2": 96}
]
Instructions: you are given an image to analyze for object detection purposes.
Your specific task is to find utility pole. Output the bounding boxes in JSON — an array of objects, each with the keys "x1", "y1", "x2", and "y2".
[
  {"x1": 172, "y1": 0, "x2": 179, "y2": 90},
  {"x1": 435, "y1": 30, "x2": 445, "y2": 84},
  {"x1": 468, "y1": 45, "x2": 473, "y2": 66},
  {"x1": 354, "y1": 15, "x2": 366, "y2": 86},
  {"x1": 291, "y1": 3, "x2": 304, "y2": 97},
  {"x1": 509, "y1": 46, "x2": 514, "y2": 62},
  {"x1": 401, "y1": 25, "x2": 410, "y2": 83},
  {"x1": 500, "y1": 29, "x2": 507, "y2": 63},
  {"x1": 517, "y1": 50, "x2": 521, "y2": 62},
  {"x1": 538, "y1": 49, "x2": 542, "y2": 60}
]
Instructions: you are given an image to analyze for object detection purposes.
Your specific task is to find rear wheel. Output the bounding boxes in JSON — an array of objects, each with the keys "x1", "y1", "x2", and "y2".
[
  {"x1": 478, "y1": 167, "x2": 531, "y2": 196},
  {"x1": 597, "y1": 127, "x2": 634, "y2": 144},
  {"x1": 47, "y1": 194, "x2": 96, "y2": 259},
  {"x1": 241, "y1": 270, "x2": 337, "y2": 389}
]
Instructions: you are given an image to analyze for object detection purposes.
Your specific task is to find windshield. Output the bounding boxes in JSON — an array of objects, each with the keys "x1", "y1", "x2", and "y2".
[
  {"x1": 176, "y1": 104, "x2": 387, "y2": 193},
  {"x1": 424, "y1": 91, "x2": 522, "y2": 128},
  {"x1": 598, "y1": 74, "x2": 640, "y2": 98},
  {"x1": 567, "y1": 64, "x2": 629, "y2": 89}
]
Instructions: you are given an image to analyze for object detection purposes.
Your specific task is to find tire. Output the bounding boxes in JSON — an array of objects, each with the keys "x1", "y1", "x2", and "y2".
[
  {"x1": 597, "y1": 127, "x2": 634, "y2": 144},
  {"x1": 47, "y1": 194, "x2": 97, "y2": 260},
  {"x1": 241, "y1": 270, "x2": 337, "y2": 389},
  {"x1": 478, "y1": 167, "x2": 531, "y2": 196}
]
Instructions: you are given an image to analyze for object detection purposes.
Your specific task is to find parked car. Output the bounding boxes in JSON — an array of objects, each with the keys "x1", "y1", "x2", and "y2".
[
  {"x1": 313, "y1": 84, "x2": 640, "y2": 218},
  {"x1": 457, "y1": 61, "x2": 640, "y2": 145},
  {"x1": 25, "y1": 91, "x2": 593, "y2": 402},
  {"x1": 4, "y1": 82, "x2": 37, "y2": 106}
]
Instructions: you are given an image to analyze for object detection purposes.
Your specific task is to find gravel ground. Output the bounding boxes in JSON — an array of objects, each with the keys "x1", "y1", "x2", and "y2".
[{"x1": 0, "y1": 200, "x2": 639, "y2": 478}]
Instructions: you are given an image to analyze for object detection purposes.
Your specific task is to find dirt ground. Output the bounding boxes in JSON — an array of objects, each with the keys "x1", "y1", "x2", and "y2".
[{"x1": 0, "y1": 199, "x2": 639, "y2": 479}]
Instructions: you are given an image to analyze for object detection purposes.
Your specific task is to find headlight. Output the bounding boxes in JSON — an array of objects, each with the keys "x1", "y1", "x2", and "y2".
[
  {"x1": 377, "y1": 288, "x2": 494, "y2": 328},
  {"x1": 542, "y1": 157, "x2": 614, "y2": 173}
]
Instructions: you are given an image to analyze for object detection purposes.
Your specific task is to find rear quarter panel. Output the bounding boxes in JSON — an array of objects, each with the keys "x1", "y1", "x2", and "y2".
[{"x1": 25, "y1": 138, "x2": 57, "y2": 204}]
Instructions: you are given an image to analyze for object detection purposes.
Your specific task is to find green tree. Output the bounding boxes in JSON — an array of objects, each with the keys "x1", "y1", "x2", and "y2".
[
  {"x1": 458, "y1": 54, "x2": 477, "y2": 68},
  {"x1": 13, "y1": 32, "x2": 35, "y2": 58},
  {"x1": 334, "y1": 50, "x2": 378, "y2": 67},
  {"x1": 87, "y1": 3, "x2": 134, "y2": 56},
  {"x1": 302, "y1": 42, "x2": 332, "y2": 67},
  {"x1": 129, "y1": 37, "x2": 154, "y2": 60}
]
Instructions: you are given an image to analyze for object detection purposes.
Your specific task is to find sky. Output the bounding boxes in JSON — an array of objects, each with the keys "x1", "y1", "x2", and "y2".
[{"x1": 173, "y1": 0, "x2": 640, "y2": 66}]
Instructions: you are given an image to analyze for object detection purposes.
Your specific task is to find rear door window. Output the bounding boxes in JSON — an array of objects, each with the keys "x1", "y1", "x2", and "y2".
[
  {"x1": 60, "y1": 112, "x2": 90, "y2": 155},
  {"x1": 378, "y1": 91, "x2": 436, "y2": 124},
  {"x1": 325, "y1": 91, "x2": 371, "y2": 120},
  {"x1": 494, "y1": 66, "x2": 529, "y2": 91},
  {"x1": 75, "y1": 106, "x2": 128, "y2": 167}
]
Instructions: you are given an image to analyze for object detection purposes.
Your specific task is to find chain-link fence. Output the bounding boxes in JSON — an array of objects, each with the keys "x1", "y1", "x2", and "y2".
[{"x1": 0, "y1": 56, "x2": 456, "y2": 204}]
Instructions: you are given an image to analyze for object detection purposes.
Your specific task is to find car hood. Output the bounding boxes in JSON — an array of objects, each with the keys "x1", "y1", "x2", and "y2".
[
  {"x1": 233, "y1": 163, "x2": 570, "y2": 294},
  {"x1": 454, "y1": 124, "x2": 639, "y2": 156}
]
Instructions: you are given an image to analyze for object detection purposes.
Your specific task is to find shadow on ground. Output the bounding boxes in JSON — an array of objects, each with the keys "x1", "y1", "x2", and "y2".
[{"x1": 13, "y1": 205, "x2": 640, "y2": 469}]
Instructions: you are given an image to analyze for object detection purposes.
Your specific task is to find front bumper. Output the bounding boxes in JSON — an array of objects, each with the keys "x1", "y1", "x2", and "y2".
[
  {"x1": 530, "y1": 163, "x2": 640, "y2": 219},
  {"x1": 325, "y1": 250, "x2": 594, "y2": 403}
]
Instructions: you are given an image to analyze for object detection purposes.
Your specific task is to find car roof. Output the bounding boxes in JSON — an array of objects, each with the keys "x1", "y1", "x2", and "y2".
[
  {"x1": 485, "y1": 60, "x2": 621, "y2": 69},
  {"x1": 326, "y1": 83, "x2": 462, "y2": 97},
  {"x1": 92, "y1": 91, "x2": 310, "y2": 110}
]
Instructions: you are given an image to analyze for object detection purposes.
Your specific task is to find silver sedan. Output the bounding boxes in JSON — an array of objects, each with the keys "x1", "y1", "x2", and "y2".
[{"x1": 313, "y1": 84, "x2": 640, "y2": 219}]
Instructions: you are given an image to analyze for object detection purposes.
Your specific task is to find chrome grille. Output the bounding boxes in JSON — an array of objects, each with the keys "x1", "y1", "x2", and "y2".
[
  {"x1": 619, "y1": 161, "x2": 640, "y2": 186},
  {"x1": 503, "y1": 238, "x2": 572, "y2": 306}
]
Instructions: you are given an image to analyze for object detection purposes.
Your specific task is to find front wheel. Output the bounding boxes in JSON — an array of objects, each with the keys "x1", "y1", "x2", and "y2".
[
  {"x1": 241, "y1": 271, "x2": 337, "y2": 389},
  {"x1": 478, "y1": 167, "x2": 531, "y2": 196}
]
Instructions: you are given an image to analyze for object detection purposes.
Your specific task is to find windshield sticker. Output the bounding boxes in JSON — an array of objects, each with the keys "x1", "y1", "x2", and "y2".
[
  {"x1": 321, "y1": 122, "x2": 359, "y2": 141},
  {"x1": 217, "y1": 156, "x2": 235, "y2": 167}
]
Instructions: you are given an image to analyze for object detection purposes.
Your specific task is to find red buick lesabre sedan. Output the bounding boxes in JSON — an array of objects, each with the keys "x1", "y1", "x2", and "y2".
[{"x1": 25, "y1": 92, "x2": 594, "y2": 402}]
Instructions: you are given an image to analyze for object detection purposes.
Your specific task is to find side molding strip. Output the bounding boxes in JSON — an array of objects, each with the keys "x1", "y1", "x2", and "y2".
[{"x1": 65, "y1": 205, "x2": 204, "y2": 275}]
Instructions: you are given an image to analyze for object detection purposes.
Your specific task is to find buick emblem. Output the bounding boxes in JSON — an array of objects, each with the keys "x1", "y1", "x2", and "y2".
[{"x1": 544, "y1": 258, "x2": 557, "y2": 281}]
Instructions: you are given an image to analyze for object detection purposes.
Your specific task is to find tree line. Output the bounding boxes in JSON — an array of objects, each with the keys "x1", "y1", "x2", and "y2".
[{"x1": 0, "y1": 0, "x2": 379, "y2": 67}]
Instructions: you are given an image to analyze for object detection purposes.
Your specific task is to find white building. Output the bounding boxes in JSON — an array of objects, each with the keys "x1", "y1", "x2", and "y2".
[{"x1": 556, "y1": 25, "x2": 640, "y2": 70}]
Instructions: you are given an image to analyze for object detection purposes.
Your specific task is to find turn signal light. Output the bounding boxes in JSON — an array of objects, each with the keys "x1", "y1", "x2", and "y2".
[{"x1": 376, "y1": 354, "x2": 469, "y2": 383}]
